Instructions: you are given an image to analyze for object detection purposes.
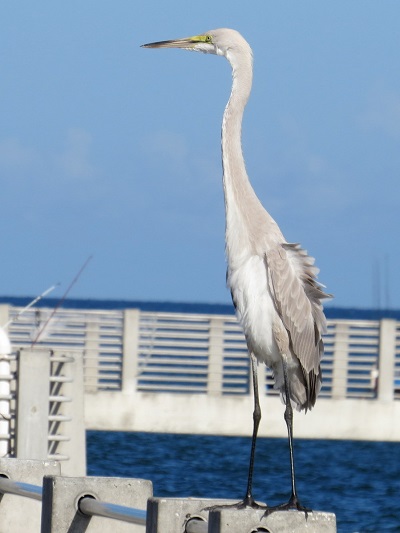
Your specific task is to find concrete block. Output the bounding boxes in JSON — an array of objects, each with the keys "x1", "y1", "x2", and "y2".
[
  {"x1": 42, "y1": 475, "x2": 153, "y2": 533},
  {"x1": 146, "y1": 497, "x2": 236, "y2": 533},
  {"x1": 208, "y1": 506, "x2": 337, "y2": 533},
  {"x1": 146, "y1": 498, "x2": 336, "y2": 533},
  {"x1": 0, "y1": 458, "x2": 60, "y2": 533}
]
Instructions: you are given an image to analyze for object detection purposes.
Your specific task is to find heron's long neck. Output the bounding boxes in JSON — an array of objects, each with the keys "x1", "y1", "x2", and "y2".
[{"x1": 222, "y1": 53, "x2": 262, "y2": 249}]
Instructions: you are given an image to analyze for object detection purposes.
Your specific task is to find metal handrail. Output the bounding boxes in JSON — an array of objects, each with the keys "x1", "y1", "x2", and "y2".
[
  {"x1": 78, "y1": 496, "x2": 146, "y2": 525},
  {"x1": 0, "y1": 479, "x2": 149, "y2": 527},
  {"x1": 78, "y1": 498, "x2": 208, "y2": 533},
  {"x1": 0, "y1": 477, "x2": 42, "y2": 501}
]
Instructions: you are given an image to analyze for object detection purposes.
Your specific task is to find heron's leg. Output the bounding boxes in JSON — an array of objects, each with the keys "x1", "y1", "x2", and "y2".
[
  {"x1": 242, "y1": 353, "x2": 262, "y2": 507},
  {"x1": 281, "y1": 354, "x2": 299, "y2": 505},
  {"x1": 264, "y1": 354, "x2": 310, "y2": 516},
  {"x1": 202, "y1": 353, "x2": 265, "y2": 513}
]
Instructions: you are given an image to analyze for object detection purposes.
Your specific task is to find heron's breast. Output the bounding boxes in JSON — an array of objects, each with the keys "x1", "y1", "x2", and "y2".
[{"x1": 227, "y1": 254, "x2": 282, "y2": 368}]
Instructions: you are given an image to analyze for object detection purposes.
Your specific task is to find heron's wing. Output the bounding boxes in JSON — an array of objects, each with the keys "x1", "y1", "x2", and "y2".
[{"x1": 265, "y1": 243, "x2": 331, "y2": 374}]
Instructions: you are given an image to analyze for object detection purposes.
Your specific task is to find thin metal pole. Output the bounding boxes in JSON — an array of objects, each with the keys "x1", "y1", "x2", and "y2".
[
  {"x1": 0, "y1": 477, "x2": 42, "y2": 501},
  {"x1": 78, "y1": 496, "x2": 146, "y2": 526}
]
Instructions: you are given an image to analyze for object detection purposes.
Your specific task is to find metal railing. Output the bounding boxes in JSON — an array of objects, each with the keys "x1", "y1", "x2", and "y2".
[
  {"x1": 0, "y1": 476, "x2": 42, "y2": 501},
  {"x1": 78, "y1": 497, "x2": 146, "y2": 525},
  {"x1": 0, "y1": 475, "x2": 147, "y2": 527},
  {"x1": 7, "y1": 307, "x2": 123, "y2": 391},
  {"x1": 0, "y1": 472, "x2": 208, "y2": 532},
  {"x1": 47, "y1": 352, "x2": 75, "y2": 463},
  {"x1": 3, "y1": 305, "x2": 399, "y2": 401},
  {"x1": 0, "y1": 352, "x2": 17, "y2": 457}
]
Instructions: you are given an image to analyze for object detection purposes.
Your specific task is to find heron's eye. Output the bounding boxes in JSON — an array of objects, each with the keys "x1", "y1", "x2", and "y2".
[{"x1": 205, "y1": 35, "x2": 212, "y2": 43}]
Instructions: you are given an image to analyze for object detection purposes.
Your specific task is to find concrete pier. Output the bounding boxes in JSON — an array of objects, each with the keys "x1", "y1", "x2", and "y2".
[
  {"x1": 146, "y1": 497, "x2": 337, "y2": 533},
  {"x1": 0, "y1": 458, "x2": 337, "y2": 532},
  {"x1": 85, "y1": 392, "x2": 400, "y2": 441}
]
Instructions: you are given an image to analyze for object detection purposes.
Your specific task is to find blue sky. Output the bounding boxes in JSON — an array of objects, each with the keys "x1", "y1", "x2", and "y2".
[{"x1": 1, "y1": 1, "x2": 399, "y2": 309}]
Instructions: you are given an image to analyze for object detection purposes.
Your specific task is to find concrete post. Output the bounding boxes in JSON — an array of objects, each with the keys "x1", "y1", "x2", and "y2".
[
  {"x1": 331, "y1": 322, "x2": 349, "y2": 399},
  {"x1": 0, "y1": 305, "x2": 10, "y2": 330},
  {"x1": 0, "y1": 458, "x2": 60, "y2": 533},
  {"x1": 208, "y1": 317, "x2": 225, "y2": 395},
  {"x1": 378, "y1": 319, "x2": 397, "y2": 402},
  {"x1": 42, "y1": 475, "x2": 152, "y2": 533},
  {"x1": 122, "y1": 309, "x2": 140, "y2": 393},
  {"x1": 16, "y1": 350, "x2": 50, "y2": 460},
  {"x1": 146, "y1": 498, "x2": 336, "y2": 533}
]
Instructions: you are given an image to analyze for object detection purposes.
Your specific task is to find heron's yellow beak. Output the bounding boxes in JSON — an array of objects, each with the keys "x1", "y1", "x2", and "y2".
[{"x1": 141, "y1": 34, "x2": 212, "y2": 49}]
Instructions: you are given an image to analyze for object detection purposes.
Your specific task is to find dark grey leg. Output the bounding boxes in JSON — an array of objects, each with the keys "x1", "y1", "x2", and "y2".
[
  {"x1": 264, "y1": 354, "x2": 310, "y2": 515},
  {"x1": 202, "y1": 353, "x2": 266, "y2": 512},
  {"x1": 242, "y1": 353, "x2": 262, "y2": 507},
  {"x1": 282, "y1": 354, "x2": 299, "y2": 506}
]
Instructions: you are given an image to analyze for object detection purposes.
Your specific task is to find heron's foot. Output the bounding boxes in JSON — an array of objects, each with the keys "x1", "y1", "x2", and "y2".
[
  {"x1": 263, "y1": 494, "x2": 311, "y2": 518},
  {"x1": 203, "y1": 495, "x2": 267, "y2": 512}
]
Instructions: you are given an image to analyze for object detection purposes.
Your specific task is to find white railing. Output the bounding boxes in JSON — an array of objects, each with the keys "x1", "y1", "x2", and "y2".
[
  {"x1": 2, "y1": 305, "x2": 398, "y2": 402},
  {"x1": 395, "y1": 321, "x2": 400, "y2": 400},
  {"x1": 6, "y1": 306, "x2": 123, "y2": 391}
]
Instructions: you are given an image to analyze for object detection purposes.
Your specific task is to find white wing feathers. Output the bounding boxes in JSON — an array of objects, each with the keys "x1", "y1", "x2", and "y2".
[{"x1": 265, "y1": 242, "x2": 330, "y2": 375}]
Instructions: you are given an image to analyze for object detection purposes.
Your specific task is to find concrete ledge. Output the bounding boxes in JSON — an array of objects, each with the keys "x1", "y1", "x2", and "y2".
[
  {"x1": 85, "y1": 392, "x2": 400, "y2": 441},
  {"x1": 146, "y1": 498, "x2": 336, "y2": 533},
  {"x1": 208, "y1": 507, "x2": 337, "y2": 533}
]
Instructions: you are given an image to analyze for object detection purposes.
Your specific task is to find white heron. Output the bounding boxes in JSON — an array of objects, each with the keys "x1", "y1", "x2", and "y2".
[{"x1": 142, "y1": 28, "x2": 330, "y2": 513}]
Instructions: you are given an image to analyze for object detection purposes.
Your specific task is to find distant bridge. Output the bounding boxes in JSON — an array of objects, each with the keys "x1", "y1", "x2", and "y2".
[{"x1": 1, "y1": 304, "x2": 399, "y2": 454}]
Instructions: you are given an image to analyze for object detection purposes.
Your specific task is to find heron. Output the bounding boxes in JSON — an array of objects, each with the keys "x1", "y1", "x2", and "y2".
[{"x1": 142, "y1": 28, "x2": 330, "y2": 513}]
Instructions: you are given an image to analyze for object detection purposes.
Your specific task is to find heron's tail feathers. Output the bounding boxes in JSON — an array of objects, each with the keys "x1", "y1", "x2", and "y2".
[{"x1": 273, "y1": 365, "x2": 321, "y2": 412}]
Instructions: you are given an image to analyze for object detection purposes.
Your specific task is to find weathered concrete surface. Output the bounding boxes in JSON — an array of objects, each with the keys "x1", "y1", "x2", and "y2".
[
  {"x1": 16, "y1": 350, "x2": 50, "y2": 460},
  {"x1": 146, "y1": 497, "x2": 236, "y2": 533},
  {"x1": 146, "y1": 498, "x2": 336, "y2": 533},
  {"x1": 208, "y1": 507, "x2": 337, "y2": 533},
  {"x1": 42, "y1": 475, "x2": 152, "y2": 533},
  {"x1": 0, "y1": 458, "x2": 60, "y2": 533},
  {"x1": 85, "y1": 391, "x2": 400, "y2": 441}
]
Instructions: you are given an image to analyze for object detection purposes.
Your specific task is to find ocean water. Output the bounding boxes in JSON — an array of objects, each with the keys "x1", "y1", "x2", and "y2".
[{"x1": 87, "y1": 431, "x2": 400, "y2": 533}]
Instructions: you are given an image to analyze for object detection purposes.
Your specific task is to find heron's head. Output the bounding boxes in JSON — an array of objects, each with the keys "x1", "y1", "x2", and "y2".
[{"x1": 142, "y1": 28, "x2": 251, "y2": 61}]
